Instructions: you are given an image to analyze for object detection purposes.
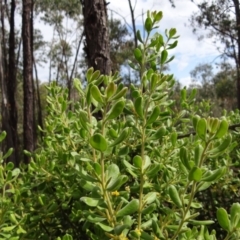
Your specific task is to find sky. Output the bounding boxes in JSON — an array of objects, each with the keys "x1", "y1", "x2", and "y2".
[
  {"x1": 108, "y1": 0, "x2": 223, "y2": 86},
  {"x1": 34, "y1": 0, "x2": 224, "y2": 87}
]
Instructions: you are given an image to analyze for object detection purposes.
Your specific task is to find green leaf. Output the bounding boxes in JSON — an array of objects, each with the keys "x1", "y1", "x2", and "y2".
[
  {"x1": 230, "y1": 203, "x2": 240, "y2": 228},
  {"x1": 96, "y1": 222, "x2": 113, "y2": 232},
  {"x1": 3, "y1": 148, "x2": 13, "y2": 160},
  {"x1": 106, "y1": 82, "x2": 116, "y2": 99},
  {"x1": 134, "y1": 96, "x2": 144, "y2": 118},
  {"x1": 107, "y1": 175, "x2": 128, "y2": 191},
  {"x1": 133, "y1": 155, "x2": 142, "y2": 169},
  {"x1": 214, "y1": 119, "x2": 228, "y2": 139},
  {"x1": 180, "y1": 147, "x2": 191, "y2": 170},
  {"x1": 79, "y1": 110, "x2": 89, "y2": 131},
  {"x1": 194, "y1": 144, "x2": 203, "y2": 166},
  {"x1": 142, "y1": 203, "x2": 156, "y2": 215},
  {"x1": 154, "y1": 11, "x2": 163, "y2": 22},
  {"x1": 168, "y1": 185, "x2": 182, "y2": 207},
  {"x1": 91, "y1": 85, "x2": 104, "y2": 103},
  {"x1": 62, "y1": 234, "x2": 73, "y2": 240},
  {"x1": 136, "y1": 30, "x2": 143, "y2": 43},
  {"x1": 208, "y1": 135, "x2": 232, "y2": 157},
  {"x1": 150, "y1": 126, "x2": 166, "y2": 140},
  {"x1": 188, "y1": 166, "x2": 202, "y2": 182},
  {"x1": 90, "y1": 70, "x2": 101, "y2": 82},
  {"x1": 143, "y1": 192, "x2": 157, "y2": 204},
  {"x1": 167, "y1": 40, "x2": 178, "y2": 49},
  {"x1": 217, "y1": 208, "x2": 231, "y2": 232},
  {"x1": 189, "y1": 220, "x2": 214, "y2": 225},
  {"x1": 106, "y1": 164, "x2": 119, "y2": 186},
  {"x1": 144, "y1": 17, "x2": 152, "y2": 32},
  {"x1": 80, "y1": 197, "x2": 103, "y2": 207},
  {"x1": 105, "y1": 100, "x2": 125, "y2": 121},
  {"x1": 134, "y1": 48, "x2": 142, "y2": 63},
  {"x1": 170, "y1": 132, "x2": 177, "y2": 147},
  {"x1": 141, "y1": 231, "x2": 154, "y2": 240},
  {"x1": 207, "y1": 117, "x2": 220, "y2": 134},
  {"x1": 161, "y1": 50, "x2": 168, "y2": 64},
  {"x1": 192, "y1": 115, "x2": 200, "y2": 130},
  {"x1": 201, "y1": 167, "x2": 226, "y2": 182},
  {"x1": 114, "y1": 224, "x2": 130, "y2": 235},
  {"x1": 87, "y1": 213, "x2": 106, "y2": 223},
  {"x1": 169, "y1": 28, "x2": 177, "y2": 38},
  {"x1": 6, "y1": 162, "x2": 14, "y2": 171},
  {"x1": 93, "y1": 162, "x2": 102, "y2": 175},
  {"x1": 196, "y1": 118, "x2": 207, "y2": 140},
  {"x1": 86, "y1": 67, "x2": 94, "y2": 82},
  {"x1": 80, "y1": 179, "x2": 95, "y2": 191},
  {"x1": 16, "y1": 226, "x2": 26, "y2": 234},
  {"x1": 0, "y1": 131, "x2": 6, "y2": 142},
  {"x1": 197, "y1": 182, "x2": 212, "y2": 192},
  {"x1": 181, "y1": 87, "x2": 187, "y2": 101},
  {"x1": 145, "y1": 163, "x2": 161, "y2": 178},
  {"x1": 1, "y1": 226, "x2": 16, "y2": 232},
  {"x1": 116, "y1": 199, "x2": 139, "y2": 217},
  {"x1": 146, "y1": 106, "x2": 160, "y2": 126},
  {"x1": 90, "y1": 133, "x2": 108, "y2": 152},
  {"x1": 110, "y1": 127, "x2": 130, "y2": 147},
  {"x1": 110, "y1": 87, "x2": 128, "y2": 101}
]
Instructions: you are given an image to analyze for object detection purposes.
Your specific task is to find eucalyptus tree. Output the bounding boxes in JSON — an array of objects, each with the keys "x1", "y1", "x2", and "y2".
[
  {"x1": 35, "y1": 0, "x2": 83, "y2": 102},
  {"x1": 189, "y1": 0, "x2": 240, "y2": 110},
  {"x1": 22, "y1": 0, "x2": 35, "y2": 163},
  {"x1": 0, "y1": 0, "x2": 19, "y2": 165},
  {"x1": 81, "y1": 0, "x2": 111, "y2": 75}
]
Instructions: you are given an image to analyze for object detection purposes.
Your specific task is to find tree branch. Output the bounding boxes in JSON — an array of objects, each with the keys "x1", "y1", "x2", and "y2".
[{"x1": 177, "y1": 123, "x2": 240, "y2": 139}]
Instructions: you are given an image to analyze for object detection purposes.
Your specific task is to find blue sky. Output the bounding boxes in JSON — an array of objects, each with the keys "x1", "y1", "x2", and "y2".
[
  {"x1": 34, "y1": 0, "x2": 224, "y2": 87},
  {"x1": 108, "y1": 0, "x2": 224, "y2": 86}
]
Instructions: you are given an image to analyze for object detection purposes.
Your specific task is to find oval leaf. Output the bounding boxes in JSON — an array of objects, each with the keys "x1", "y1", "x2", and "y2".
[{"x1": 90, "y1": 133, "x2": 108, "y2": 152}]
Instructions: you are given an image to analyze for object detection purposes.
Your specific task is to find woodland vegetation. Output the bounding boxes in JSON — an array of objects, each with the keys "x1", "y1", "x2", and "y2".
[{"x1": 0, "y1": 0, "x2": 240, "y2": 239}]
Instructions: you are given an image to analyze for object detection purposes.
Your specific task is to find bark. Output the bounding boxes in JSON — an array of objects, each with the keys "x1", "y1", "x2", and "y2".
[
  {"x1": 0, "y1": 10, "x2": 14, "y2": 165},
  {"x1": 233, "y1": 0, "x2": 240, "y2": 109},
  {"x1": 31, "y1": 0, "x2": 37, "y2": 147},
  {"x1": 22, "y1": 0, "x2": 34, "y2": 163},
  {"x1": 0, "y1": 2, "x2": 8, "y2": 82},
  {"x1": 0, "y1": 0, "x2": 18, "y2": 165},
  {"x1": 82, "y1": 0, "x2": 111, "y2": 75},
  {"x1": 7, "y1": 0, "x2": 19, "y2": 165}
]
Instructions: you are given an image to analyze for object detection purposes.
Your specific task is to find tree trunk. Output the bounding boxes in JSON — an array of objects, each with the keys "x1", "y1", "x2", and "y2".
[
  {"x1": 7, "y1": 0, "x2": 19, "y2": 165},
  {"x1": 82, "y1": 0, "x2": 111, "y2": 75},
  {"x1": 0, "y1": 0, "x2": 19, "y2": 165},
  {"x1": 0, "y1": 12, "x2": 14, "y2": 165},
  {"x1": 233, "y1": 0, "x2": 240, "y2": 109},
  {"x1": 22, "y1": 0, "x2": 34, "y2": 163}
]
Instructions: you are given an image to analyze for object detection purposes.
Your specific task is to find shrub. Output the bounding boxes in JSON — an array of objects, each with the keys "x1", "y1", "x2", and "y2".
[{"x1": 1, "y1": 11, "x2": 240, "y2": 240}]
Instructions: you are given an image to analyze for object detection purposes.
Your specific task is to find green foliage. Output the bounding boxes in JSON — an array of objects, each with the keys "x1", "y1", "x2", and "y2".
[{"x1": 1, "y1": 10, "x2": 240, "y2": 240}]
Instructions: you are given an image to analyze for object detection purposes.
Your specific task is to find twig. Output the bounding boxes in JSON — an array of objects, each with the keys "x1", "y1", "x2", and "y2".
[{"x1": 177, "y1": 123, "x2": 240, "y2": 139}]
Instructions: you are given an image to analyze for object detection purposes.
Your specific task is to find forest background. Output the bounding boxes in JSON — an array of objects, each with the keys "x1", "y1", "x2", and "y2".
[{"x1": 1, "y1": 0, "x2": 240, "y2": 239}]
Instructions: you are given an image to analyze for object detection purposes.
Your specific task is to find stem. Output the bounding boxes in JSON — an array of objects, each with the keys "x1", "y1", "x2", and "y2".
[
  {"x1": 99, "y1": 106, "x2": 116, "y2": 227},
  {"x1": 87, "y1": 107, "x2": 96, "y2": 162},
  {"x1": 137, "y1": 115, "x2": 146, "y2": 231},
  {"x1": 171, "y1": 140, "x2": 212, "y2": 239},
  {"x1": 170, "y1": 182, "x2": 197, "y2": 240},
  {"x1": 223, "y1": 233, "x2": 232, "y2": 240},
  {"x1": 199, "y1": 141, "x2": 211, "y2": 167}
]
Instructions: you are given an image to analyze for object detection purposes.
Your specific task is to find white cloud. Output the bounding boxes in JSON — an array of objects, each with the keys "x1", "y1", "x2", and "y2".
[
  {"x1": 33, "y1": 0, "x2": 223, "y2": 83},
  {"x1": 109, "y1": 0, "x2": 223, "y2": 82},
  {"x1": 178, "y1": 76, "x2": 192, "y2": 87}
]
